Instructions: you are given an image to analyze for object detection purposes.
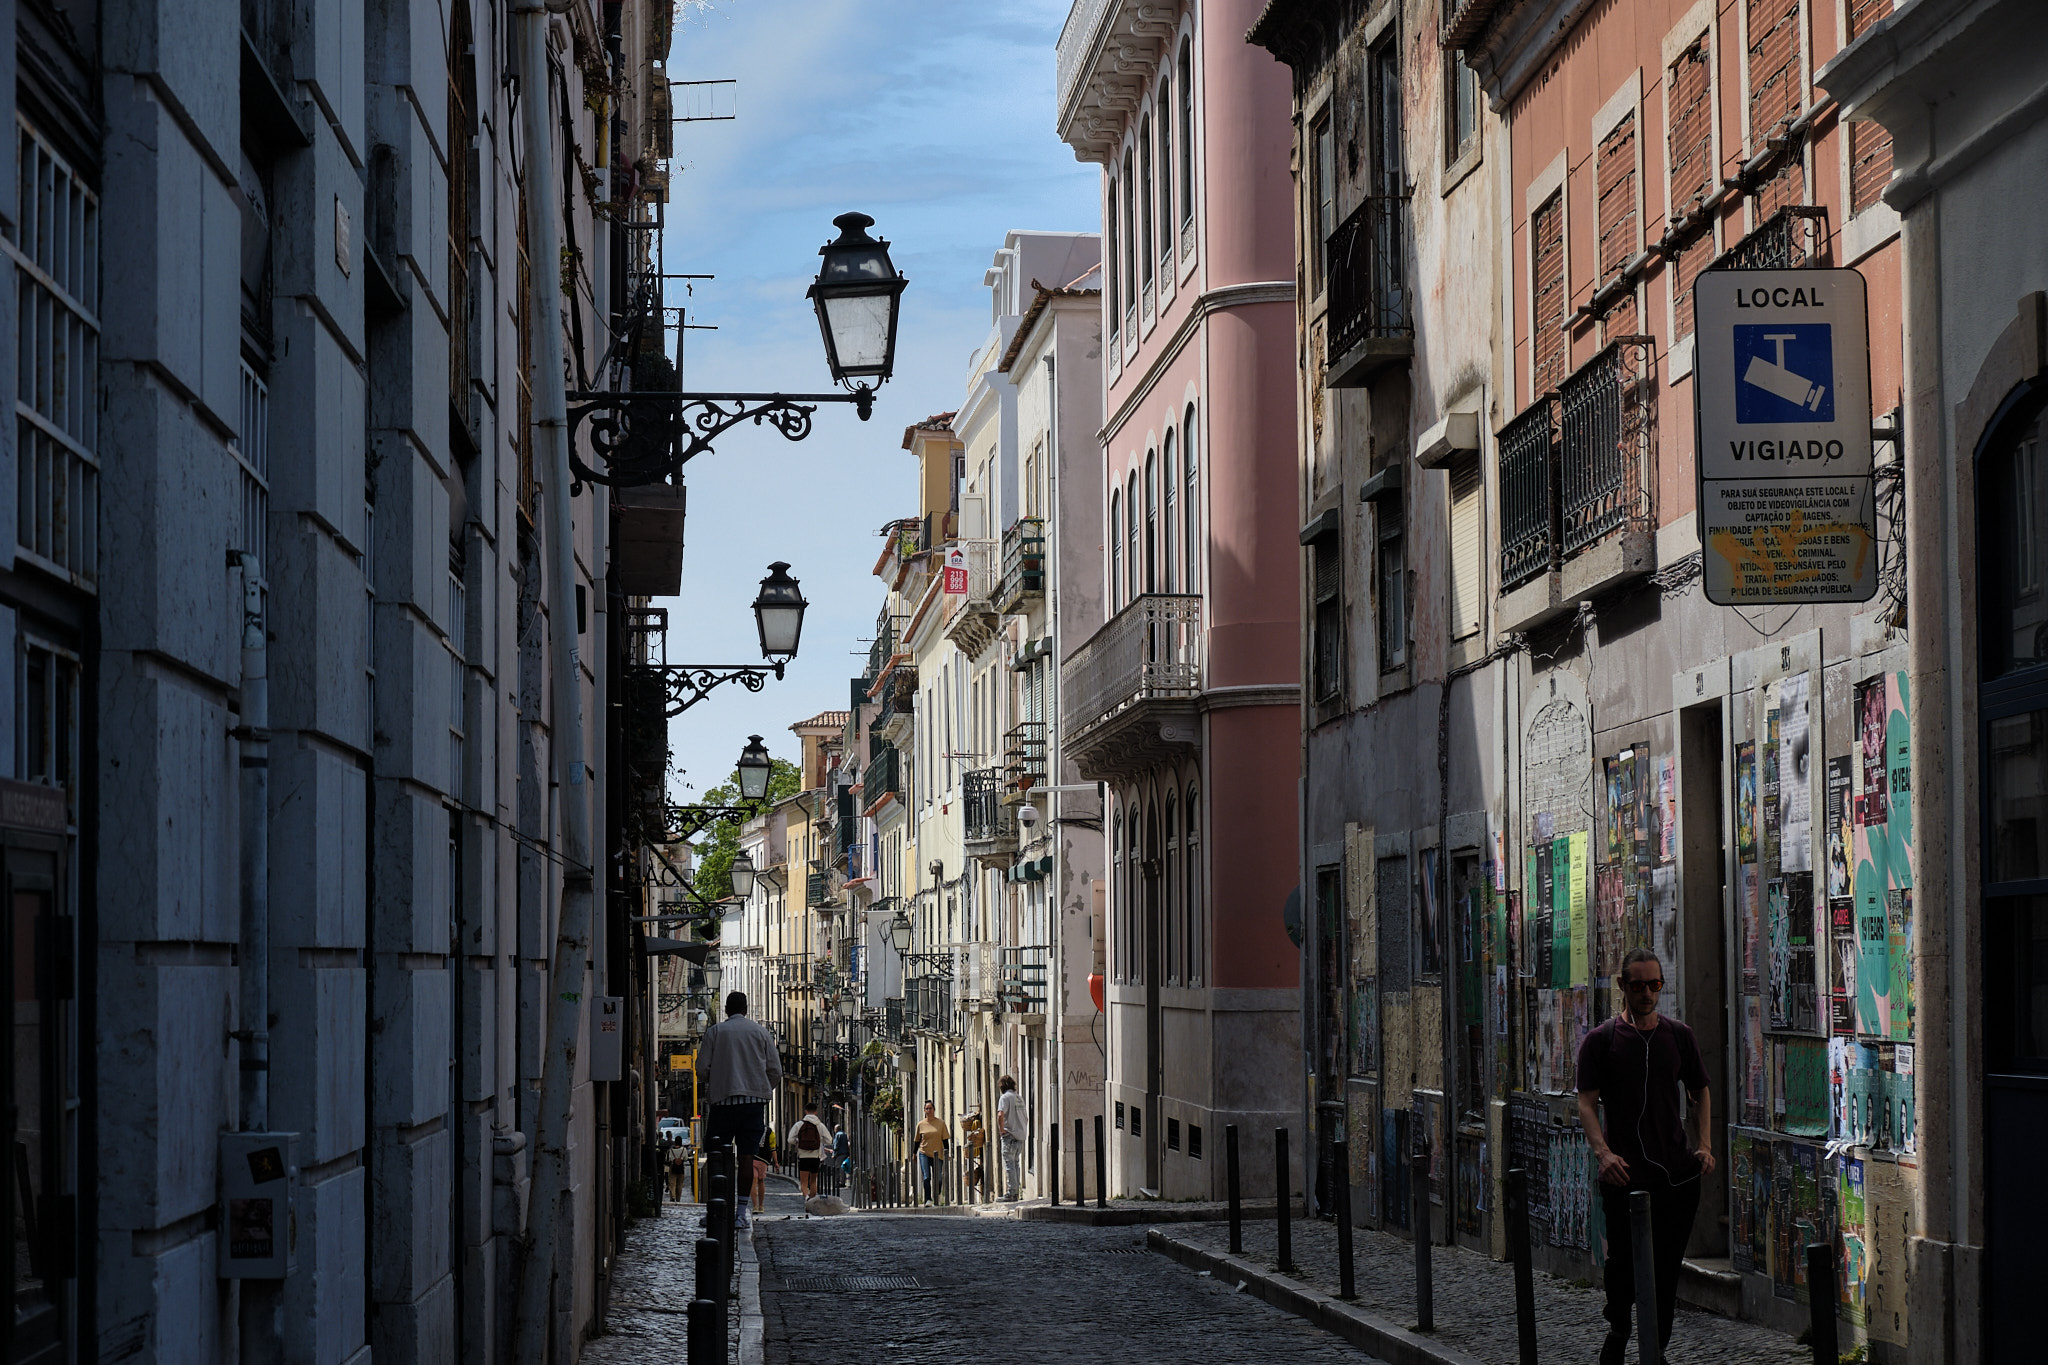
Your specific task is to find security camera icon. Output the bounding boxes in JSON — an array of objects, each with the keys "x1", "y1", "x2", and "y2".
[{"x1": 1734, "y1": 324, "x2": 1835, "y2": 423}]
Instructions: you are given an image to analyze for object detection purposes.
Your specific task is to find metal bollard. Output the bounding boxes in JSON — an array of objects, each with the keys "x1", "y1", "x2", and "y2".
[
  {"x1": 1807, "y1": 1242, "x2": 1838, "y2": 1365},
  {"x1": 1506, "y1": 1168, "x2": 1539, "y2": 1365},
  {"x1": 1334, "y1": 1137, "x2": 1355, "y2": 1300},
  {"x1": 1412, "y1": 1142, "x2": 1433, "y2": 1332},
  {"x1": 1275, "y1": 1127, "x2": 1295, "y2": 1274},
  {"x1": 1094, "y1": 1113, "x2": 1108, "y2": 1209},
  {"x1": 1226, "y1": 1124, "x2": 1243, "y2": 1255},
  {"x1": 694, "y1": 1234, "x2": 725, "y2": 1356},
  {"x1": 686, "y1": 1298, "x2": 718, "y2": 1365},
  {"x1": 1631, "y1": 1189, "x2": 1660, "y2": 1365},
  {"x1": 1050, "y1": 1123, "x2": 1061, "y2": 1207},
  {"x1": 1075, "y1": 1118, "x2": 1087, "y2": 1204}
]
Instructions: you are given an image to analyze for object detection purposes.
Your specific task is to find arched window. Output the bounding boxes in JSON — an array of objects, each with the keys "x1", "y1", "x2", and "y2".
[
  {"x1": 1109, "y1": 488, "x2": 1123, "y2": 610},
  {"x1": 1183, "y1": 404, "x2": 1200, "y2": 593},
  {"x1": 1111, "y1": 810, "x2": 1124, "y2": 981},
  {"x1": 1178, "y1": 38, "x2": 1196, "y2": 237},
  {"x1": 1139, "y1": 113, "x2": 1155, "y2": 294},
  {"x1": 1127, "y1": 472, "x2": 1140, "y2": 601},
  {"x1": 1185, "y1": 784, "x2": 1202, "y2": 985},
  {"x1": 1144, "y1": 448, "x2": 1158, "y2": 592},
  {"x1": 1121, "y1": 148, "x2": 1137, "y2": 327},
  {"x1": 1158, "y1": 73, "x2": 1174, "y2": 249},
  {"x1": 1106, "y1": 175, "x2": 1121, "y2": 341},
  {"x1": 1162, "y1": 430, "x2": 1178, "y2": 593},
  {"x1": 1164, "y1": 790, "x2": 1180, "y2": 985}
]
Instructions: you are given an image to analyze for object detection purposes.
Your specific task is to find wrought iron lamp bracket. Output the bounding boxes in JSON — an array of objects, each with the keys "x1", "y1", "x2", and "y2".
[
  {"x1": 565, "y1": 386, "x2": 875, "y2": 491},
  {"x1": 636, "y1": 661, "x2": 788, "y2": 717},
  {"x1": 663, "y1": 801, "x2": 766, "y2": 842}
]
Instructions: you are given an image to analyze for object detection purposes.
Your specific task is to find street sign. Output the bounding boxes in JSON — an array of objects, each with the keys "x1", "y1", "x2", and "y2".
[
  {"x1": 1693, "y1": 267, "x2": 1877, "y2": 606},
  {"x1": 943, "y1": 544, "x2": 967, "y2": 595}
]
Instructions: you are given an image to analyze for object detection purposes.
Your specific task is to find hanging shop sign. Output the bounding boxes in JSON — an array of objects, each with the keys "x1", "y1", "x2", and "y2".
[
  {"x1": 1693, "y1": 268, "x2": 1878, "y2": 606},
  {"x1": 943, "y1": 544, "x2": 968, "y2": 595}
]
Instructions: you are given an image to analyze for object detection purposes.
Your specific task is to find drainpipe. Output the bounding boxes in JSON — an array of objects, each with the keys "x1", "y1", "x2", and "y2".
[
  {"x1": 235, "y1": 552, "x2": 281, "y2": 1365},
  {"x1": 514, "y1": 3, "x2": 598, "y2": 1362}
]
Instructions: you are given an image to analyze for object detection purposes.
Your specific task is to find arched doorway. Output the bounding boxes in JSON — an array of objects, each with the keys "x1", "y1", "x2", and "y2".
[
  {"x1": 1977, "y1": 376, "x2": 2048, "y2": 1356},
  {"x1": 1144, "y1": 805, "x2": 1163, "y2": 1194}
]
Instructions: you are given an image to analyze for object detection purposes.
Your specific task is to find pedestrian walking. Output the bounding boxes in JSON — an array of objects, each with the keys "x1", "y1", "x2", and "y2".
[
  {"x1": 1576, "y1": 949, "x2": 1716, "y2": 1365},
  {"x1": 913, "y1": 1101, "x2": 951, "y2": 1205},
  {"x1": 664, "y1": 1133, "x2": 688, "y2": 1202},
  {"x1": 961, "y1": 1109, "x2": 986, "y2": 1194},
  {"x1": 996, "y1": 1075, "x2": 1026, "y2": 1200},
  {"x1": 695, "y1": 991, "x2": 783, "y2": 1229},
  {"x1": 788, "y1": 1100, "x2": 833, "y2": 1200}
]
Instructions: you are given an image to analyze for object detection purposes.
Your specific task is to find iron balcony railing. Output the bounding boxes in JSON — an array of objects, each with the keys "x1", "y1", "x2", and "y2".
[
  {"x1": 1000, "y1": 945, "x2": 1050, "y2": 1013},
  {"x1": 865, "y1": 607, "x2": 905, "y2": 683},
  {"x1": 1004, "y1": 721, "x2": 1047, "y2": 792},
  {"x1": 998, "y1": 517, "x2": 1045, "y2": 607},
  {"x1": 963, "y1": 768, "x2": 1015, "y2": 845},
  {"x1": 1499, "y1": 396, "x2": 1560, "y2": 590},
  {"x1": 1711, "y1": 203, "x2": 1828, "y2": 272},
  {"x1": 905, "y1": 975, "x2": 954, "y2": 1035},
  {"x1": 918, "y1": 509, "x2": 958, "y2": 554},
  {"x1": 948, "y1": 537, "x2": 998, "y2": 606},
  {"x1": 875, "y1": 662, "x2": 914, "y2": 731},
  {"x1": 862, "y1": 741, "x2": 900, "y2": 809},
  {"x1": 1326, "y1": 195, "x2": 1414, "y2": 362},
  {"x1": 1061, "y1": 594, "x2": 1202, "y2": 742},
  {"x1": 1560, "y1": 340, "x2": 1654, "y2": 555}
]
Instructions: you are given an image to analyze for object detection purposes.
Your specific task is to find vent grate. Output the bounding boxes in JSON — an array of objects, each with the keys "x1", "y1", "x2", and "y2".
[{"x1": 768, "y1": 1274, "x2": 923, "y2": 1293}]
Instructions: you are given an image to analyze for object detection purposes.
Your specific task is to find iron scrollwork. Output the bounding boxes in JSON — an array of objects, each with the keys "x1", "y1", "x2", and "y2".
[
  {"x1": 631, "y1": 661, "x2": 787, "y2": 718},
  {"x1": 566, "y1": 387, "x2": 873, "y2": 491}
]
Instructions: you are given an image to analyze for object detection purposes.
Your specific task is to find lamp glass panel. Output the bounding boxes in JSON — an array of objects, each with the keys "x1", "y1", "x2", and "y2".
[
  {"x1": 822, "y1": 293, "x2": 892, "y2": 374},
  {"x1": 757, "y1": 604, "x2": 804, "y2": 658},
  {"x1": 738, "y1": 763, "x2": 770, "y2": 802}
]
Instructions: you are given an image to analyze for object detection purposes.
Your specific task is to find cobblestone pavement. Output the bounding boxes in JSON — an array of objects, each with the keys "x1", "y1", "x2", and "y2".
[
  {"x1": 755, "y1": 1213, "x2": 1385, "y2": 1365},
  {"x1": 1172, "y1": 1216, "x2": 1808, "y2": 1365}
]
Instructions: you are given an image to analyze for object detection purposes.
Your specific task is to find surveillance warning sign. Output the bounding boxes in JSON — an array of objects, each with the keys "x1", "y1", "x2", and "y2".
[{"x1": 1694, "y1": 268, "x2": 1877, "y2": 606}]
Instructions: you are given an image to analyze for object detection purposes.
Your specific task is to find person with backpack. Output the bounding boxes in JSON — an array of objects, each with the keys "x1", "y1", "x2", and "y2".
[{"x1": 788, "y1": 1099, "x2": 833, "y2": 1199}]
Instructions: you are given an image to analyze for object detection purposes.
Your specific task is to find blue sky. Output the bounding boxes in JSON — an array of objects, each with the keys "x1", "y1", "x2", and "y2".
[{"x1": 653, "y1": 0, "x2": 1097, "y2": 800}]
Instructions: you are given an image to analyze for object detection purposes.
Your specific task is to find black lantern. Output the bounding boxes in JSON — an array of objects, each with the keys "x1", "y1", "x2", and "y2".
[
  {"x1": 889, "y1": 907, "x2": 913, "y2": 956},
  {"x1": 807, "y1": 212, "x2": 907, "y2": 392},
  {"x1": 737, "y1": 734, "x2": 773, "y2": 802},
  {"x1": 730, "y1": 849, "x2": 756, "y2": 900},
  {"x1": 703, "y1": 953, "x2": 723, "y2": 994},
  {"x1": 808, "y1": 1017, "x2": 825, "y2": 1050},
  {"x1": 753, "y1": 562, "x2": 808, "y2": 662},
  {"x1": 837, "y1": 991, "x2": 857, "y2": 1022}
]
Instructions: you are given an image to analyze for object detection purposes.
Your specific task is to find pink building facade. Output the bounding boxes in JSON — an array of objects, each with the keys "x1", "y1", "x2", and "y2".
[{"x1": 1056, "y1": 0, "x2": 1302, "y2": 1199}]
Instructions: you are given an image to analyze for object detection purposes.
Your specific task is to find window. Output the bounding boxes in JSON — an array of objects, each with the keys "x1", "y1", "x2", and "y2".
[
  {"x1": 1667, "y1": 36, "x2": 1716, "y2": 338},
  {"x1": 1378, "y1": 496, "x2": 1408, "y2": 671},
  {"x1": 1183, "y1": 405, "x2": 1200, "y2": 593},
  {"x1": 1162, "y1": 432, "x2": 1177, "y2": 592},
  {"x1": 1167, "y1": 1116, "x2": 1180, "y2": 1151},
  {"x1": 1130, "y1": 1105, "x2": 1143, "y2": 1138},
  {"x1": 1109, "y1": 489, "x2": 1122, "y2": 610},
  {"x1": 18, "y1": 639, "x2": 79, "y2": 793},
  {"x1": 1144, "y1": 449, "x2": 1158, "y2": 592},
  {"x1": 1139, "y1": 114, "x2": 1156, "y2": 299},
  {"x1": 1846, "y1": 0, "x2": 1894, "y2": 216},
  {"x1": 1747, "y1": 0, "x2": 1806, "y2": 214},
  {"x1": 1311, "y1": 535, "x2": 1342, "y2": 702},
  {"x1": 237, "y1": 361, "x2": 271, "y2": 570},
  {"x1": 1164, "y1": 791, "x2": 1179, "y2": 985},
  {"x1": 1112, "y1": 811, "x2": 1124, "y2": 980},
  {"x1": 1178, "y1": 39, "x2": 1196, "y2": 244},
  {"x1": 1530, "y1": 191, "x2": 1567, "y2": 399},
  {"x1": 1985, "y1": 410, "x2": 2048, "y2": 679},
  {"x1": 1189, "y1": 1124, "x2": 1203, "y2": 1158},
  {"x1": 1107, "y1": 175, "x2": 1121, "y2": 345},
  {"x1": 449, "y1": 557, "x2": 467, "y2": 798},
  {"x1": 1122, "y1": 148, "x2": 1138, "y2": 329},
  {"x1": 10, "y1": 123, "x2": 100, "y2": 587},
  {"x1": 1310, "y1": 112, "x2": 1335, "y2": 297},
  {"x1": 1595, "y1": 112, "x2": 1639, "y2": 336},
  {"x1": 1158, "y1": 73, "x2": 1175, "y2": 259},
  {"x1": 1185, "y1": 784, "x2": 1201, "y2": 985},
  {"x1": 1448, "y1": 455, "x2": 1484, "y2": 640},
  {"x1": 1446, "y1": 51, "x2": 1479, "y2": 165},
  {"x1": 1126, "y1": 472, "x2": 1140, "y2": 600}
]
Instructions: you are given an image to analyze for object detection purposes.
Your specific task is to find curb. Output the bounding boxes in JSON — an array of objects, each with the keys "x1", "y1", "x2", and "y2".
[
  {"x1": 735, "y1": 1222, "x2": 764, "y2": 1365},
  {"x1": 1146, "y1": 1228, "x2": 1488, "y2": 1365},
  {"x1": 1020, "y1": 1201, "x2": 1281, "y2": 1226}
]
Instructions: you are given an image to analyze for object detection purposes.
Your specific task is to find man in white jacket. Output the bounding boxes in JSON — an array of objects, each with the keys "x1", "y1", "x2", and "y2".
[
  {"x1": 788, "y1": 1099, "x2": 833, "y2": 1199},
  {"x1": 697, "y1": 992, "x2": 783, "y2": 1227}
]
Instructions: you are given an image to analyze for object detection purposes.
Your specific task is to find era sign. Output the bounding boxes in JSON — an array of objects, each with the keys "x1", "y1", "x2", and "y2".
[
  {"x1": 943, "y1": 545, "x2": 968, "y2": 595},
  {"x1": 1693, "y1": 267, "x2": 1878, "y2": 606}
]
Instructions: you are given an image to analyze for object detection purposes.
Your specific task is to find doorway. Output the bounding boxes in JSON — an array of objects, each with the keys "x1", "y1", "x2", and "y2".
[
  {"x1": 1678, "y1": 701, "x2": 1730, "y2": 1256},
  {"x1": 5, "y1": 839, "x2": 70, "y2": 1365},
  {"x1": 1144, "y1": 809, "x2": 1162, "y2": 1195}
]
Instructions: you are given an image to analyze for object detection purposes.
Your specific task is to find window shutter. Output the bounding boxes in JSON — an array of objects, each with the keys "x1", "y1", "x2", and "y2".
[
  {"x1": 1449, "y1": 458, "x2": 1483, "y2": 640},
  {"x1": 1531, "y1": 192, "x2": 1567, "y2": 398},
  {"x1": 1746, "y1": 0, "x2": 1806, "y2": 215},
  {"x1": 1667, "y1": 37, "x2": 1715, "y2": 338},
  {"x1": 1595, "y1": 113, "x2": 1639, "y2": 337},
  {"x1": 1846, "y1": 0, "x2": 1894, "y2": 216}
]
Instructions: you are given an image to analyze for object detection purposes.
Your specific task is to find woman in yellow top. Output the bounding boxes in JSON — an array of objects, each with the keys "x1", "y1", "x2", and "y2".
[{"x1": 913, "y1": 1101, "x2": 951, "y2": 1205}]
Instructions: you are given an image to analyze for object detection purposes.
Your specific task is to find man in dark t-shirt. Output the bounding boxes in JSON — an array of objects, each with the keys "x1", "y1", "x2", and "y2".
[{"x1": 1577, "y1": 949, "x2": 1715, "y2": 1365}]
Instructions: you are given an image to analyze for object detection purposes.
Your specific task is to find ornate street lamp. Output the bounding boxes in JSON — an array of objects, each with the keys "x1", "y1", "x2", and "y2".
[
  {"x1": 889, "y1": 908, "x2": 913, "y2": 957},
  {"x1": 808, "y1": 212, "x2": 908, "y2": 397},
  {"x1": 567, "y1": 212, "x2": 908, "y2": 488},
  {"x1": 837, "y1": 991, "x2": 857, "y2": 1023},
  {"x1": 729, "y1": 849, "x2": 757, "y2": 901},
  {"x1": 702, "y1": 953, "x2": 723, "y2": 995},
  {"x1": 753, "y1": 564, "x2": 808, "y2": 663},
  {"x1": 737, "y1": 734, "x2": 774, "y2": 802}
]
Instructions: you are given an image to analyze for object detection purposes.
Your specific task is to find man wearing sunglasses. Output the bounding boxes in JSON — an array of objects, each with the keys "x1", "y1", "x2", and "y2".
[{"x1": 1576, "y1": 948, "x2": 1715, "y2": 1365}]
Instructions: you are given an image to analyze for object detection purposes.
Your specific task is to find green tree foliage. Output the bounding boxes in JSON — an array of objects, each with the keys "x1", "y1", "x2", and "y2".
[{"x1": 688, "y1": 756, "x2": 803, "y2": 902}]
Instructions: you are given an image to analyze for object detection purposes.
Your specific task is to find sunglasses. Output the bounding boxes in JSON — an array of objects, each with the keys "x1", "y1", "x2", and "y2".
[{"x1": 1622, "y1": 977, "x2": 1665, "y2": 991}]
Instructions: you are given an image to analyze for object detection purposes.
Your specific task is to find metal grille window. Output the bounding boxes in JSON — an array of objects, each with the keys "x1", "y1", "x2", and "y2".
[
  {"x1": 1499, "y1": 396, "x2": 1559, "y2": 590},
  {"x1": 1846, "y1": 0, "x2": 1894, "y2": 215},
  {"x1": 10, "y1": 122, "x2": 99, "y2": 588},
  {"x1": 1667, "y1": 37, "x2": 1716, "y2": 338},
  {"x1": 1311, "y1": 535, "x2": 1342, "y2": 701},
  {"x1": 1530, "y1": 192, "x2": 1566, "y2": 399},
  {"x1": 236, "y1": 362, "x2": 270, "y2": 568},
  {"x1": 1595, "y1": 113, "x2": 1638, "y2": 336},
  {"x1": 1747, "y1": 0, "x2": 1806, "y2": 213}
]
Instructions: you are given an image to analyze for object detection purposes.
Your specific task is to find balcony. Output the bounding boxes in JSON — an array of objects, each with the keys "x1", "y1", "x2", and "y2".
[
  {"x1": 1060, "y1": 593, "x2": 1201, "y2": 782},
  {"x1": 1712, "y1": 203, "x2": 1828, "y2": 272},
  {"x1": 905, "y1": 974, "x2": 956, "y2": 1037},
  {"x1": 1326, "y1": 196, "x2": 1414, "y2": 388},
  {"x1": 957, "y1": 943, "x2": 1002, "y2": 1011},
  {"x1": 1496, "y1": 339, "x2": 1656, "y2": 634},
  {"x1": 1003, "y1": 721, "x2": 1047, "y2": 795},
  {"x1": 963, "y1": 768, "x2": 1018, "y2": 866},
  {"x1": 873, "y1": 661, "x2": 915, "y2": 744},
  {"x1": 995, "y1": 517, "x2": 1046, "y2": 614},
  {"x1": 943, "y1": 537, "x2": 1000, "y2": 655},
  {"x1": 1000, "y1": 945, "x2": 1050, "y2": 1015},
  {"x1": 862, "y1": 740, "x2": 900, "y2": 814}
]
